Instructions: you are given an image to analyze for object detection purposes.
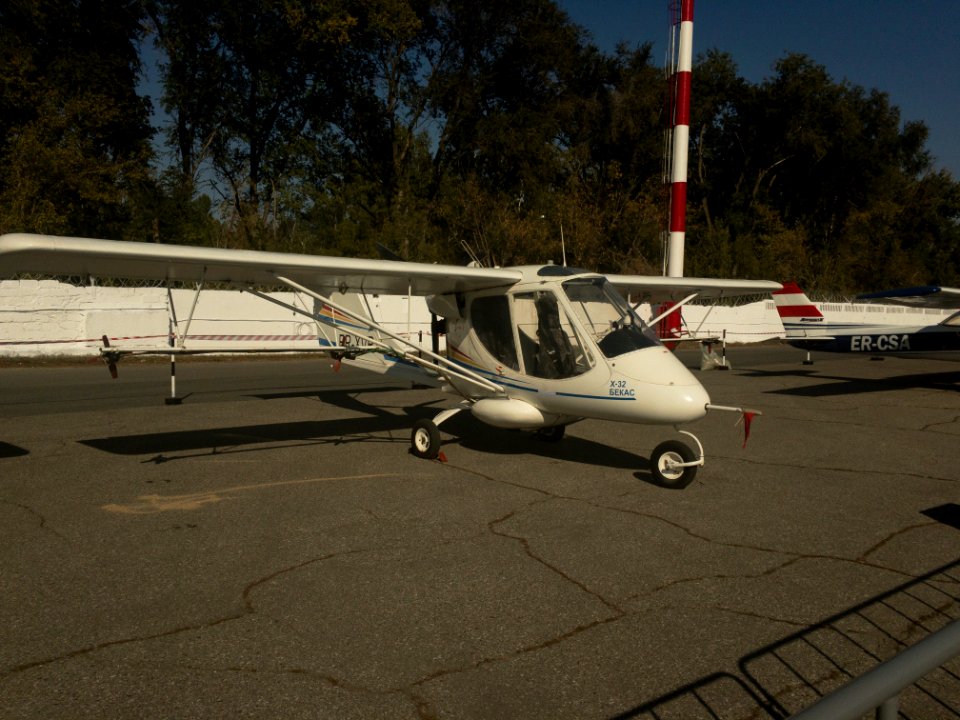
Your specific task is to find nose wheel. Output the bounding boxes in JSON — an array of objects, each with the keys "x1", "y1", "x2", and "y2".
[{"x1": 649, "y1": 431, "x2": 704, "y2": 488}]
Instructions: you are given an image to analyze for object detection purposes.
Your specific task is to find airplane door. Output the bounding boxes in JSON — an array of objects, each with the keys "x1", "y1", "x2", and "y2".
[
  {"x1": 469, "y1": 294, "x2": 520, "y2": 371},
  {"x1": 512, "y1": 291, "x2": 593, "y2": 379}
]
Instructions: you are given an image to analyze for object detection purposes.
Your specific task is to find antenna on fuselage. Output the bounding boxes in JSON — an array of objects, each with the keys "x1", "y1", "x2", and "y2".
[
  {"x1": 539, "y1": 215, "x2": 567, "y2": 267},
  {"x1": 560, "y1": 222, "x2": 567, "y2": 267}
]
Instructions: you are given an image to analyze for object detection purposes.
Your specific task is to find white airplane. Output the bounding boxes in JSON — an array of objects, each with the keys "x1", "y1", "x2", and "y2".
[
  {"x1": 0, "y1": 232, "x2": 781, "y2": 486},
  {"x1": 773, "y1": 281, "x2": 960, "y2": 362}
]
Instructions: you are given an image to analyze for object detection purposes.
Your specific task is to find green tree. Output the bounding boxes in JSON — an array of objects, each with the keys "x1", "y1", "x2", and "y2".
[
  {"x1": 0, "y1": 0, "x2": 153, "y2": 237},
  {"x1": 145, "y1": 7, "x2": 960, "y2": 285},
  {"x1": 148, "y1": 0, "x2": 356, "y2": 249},
  {"x1": 683, "y1": 50, "x2": 960, "y2": 290}
]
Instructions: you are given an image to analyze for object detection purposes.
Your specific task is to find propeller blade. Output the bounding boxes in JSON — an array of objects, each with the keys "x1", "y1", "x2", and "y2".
[{"x1": 101, "y1": 335, "x2": 119, "y2": 379}]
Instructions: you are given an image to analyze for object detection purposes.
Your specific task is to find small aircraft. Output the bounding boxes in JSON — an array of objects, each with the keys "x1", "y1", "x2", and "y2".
[
  {"x1": 773, "y1": 281, "x2": 960, "y2": 361},
  {"x1": 0, "y1": 232, "x2": 781, "y2": 486}
]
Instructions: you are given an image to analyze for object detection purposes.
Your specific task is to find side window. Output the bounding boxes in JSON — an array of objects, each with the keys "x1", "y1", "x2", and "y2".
[
  {"x1": 513, "y1": 291, "x2": 590, "y2": 379},
  {"x1": 470, "y1": 295, "x2": 519, "y2": 370}
]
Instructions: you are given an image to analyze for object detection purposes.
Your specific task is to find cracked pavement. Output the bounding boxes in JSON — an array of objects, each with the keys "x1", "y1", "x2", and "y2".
[{"x1": 1, "y1": 348, "x2": 959, "y2": 719}]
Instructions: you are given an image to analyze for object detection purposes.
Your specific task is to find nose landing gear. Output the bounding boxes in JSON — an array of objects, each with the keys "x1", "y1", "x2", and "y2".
[{"x1": 649, "y1": 430, "x2": 704, "y2": 488}]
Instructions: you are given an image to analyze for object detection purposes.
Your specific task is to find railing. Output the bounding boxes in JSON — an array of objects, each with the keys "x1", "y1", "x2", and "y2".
[{"x1": 790, "y1": 619, "x2": 960, "y2": 720}]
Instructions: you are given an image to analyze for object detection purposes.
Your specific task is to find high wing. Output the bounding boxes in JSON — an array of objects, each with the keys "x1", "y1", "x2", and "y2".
[
  {"x1": 855, "y1": 285, "x2": 960, "y2": 310},
  {"x1": 605, "y1": 274, "x2": 782, "y2": 302},
  {"x1": 0, "y1": 233, "x2": 521, "y2": 296}
]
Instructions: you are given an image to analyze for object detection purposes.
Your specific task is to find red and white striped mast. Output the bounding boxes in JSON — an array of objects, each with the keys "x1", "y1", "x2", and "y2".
[{"x1": 666, "y1": 0, "x2": 694, "y2": 279}]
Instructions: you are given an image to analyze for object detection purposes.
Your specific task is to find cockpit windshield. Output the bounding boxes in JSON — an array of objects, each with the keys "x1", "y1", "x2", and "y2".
[{"x1": 562, "y1": 277, "x2": 661, "y2": 358}]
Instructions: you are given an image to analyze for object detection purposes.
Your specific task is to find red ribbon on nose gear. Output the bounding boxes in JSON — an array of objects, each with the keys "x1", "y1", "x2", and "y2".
[{"x1": 739, "y1": 411, "x2": 756, "y2": 448}]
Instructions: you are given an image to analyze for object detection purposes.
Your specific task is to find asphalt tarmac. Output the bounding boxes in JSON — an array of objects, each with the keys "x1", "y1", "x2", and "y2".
[{"x1": 1, "y1": 346, "x2": 959, "y2": 719}]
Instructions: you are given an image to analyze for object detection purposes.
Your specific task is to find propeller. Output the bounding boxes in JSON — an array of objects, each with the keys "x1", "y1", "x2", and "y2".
[{"x1": 100, "y1": 335, "x2": 120, "y2": 379}]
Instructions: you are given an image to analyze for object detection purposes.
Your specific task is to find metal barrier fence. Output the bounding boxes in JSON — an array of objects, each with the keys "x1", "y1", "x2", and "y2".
[{"x1": 790, "y1": 619, "x2": 960, "y2": 720}]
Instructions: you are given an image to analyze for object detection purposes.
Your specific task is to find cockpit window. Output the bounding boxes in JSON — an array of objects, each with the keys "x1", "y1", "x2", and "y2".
[
  {"x1": 562, "y1": 277, "x2": 661, "y2": 357},
  {"x1": 470, "y1": 295, "x2": 519, "y2": 370},
  {"x1": 513, "y1": 291, "x2": 592, "y2": 379}
]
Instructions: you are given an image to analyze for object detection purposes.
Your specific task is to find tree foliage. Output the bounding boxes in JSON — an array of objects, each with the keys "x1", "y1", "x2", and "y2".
[
  {"x1": 1, "y1": 1, "x2": 957, "y2": 292},
  {"x1": 0, "y1": 0, "x2": 153, "y2": 237}
]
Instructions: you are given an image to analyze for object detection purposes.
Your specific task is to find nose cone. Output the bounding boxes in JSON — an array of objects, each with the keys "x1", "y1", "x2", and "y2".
[{"x1": 617, "y1": 347, "x2": 710, "y2": 424}]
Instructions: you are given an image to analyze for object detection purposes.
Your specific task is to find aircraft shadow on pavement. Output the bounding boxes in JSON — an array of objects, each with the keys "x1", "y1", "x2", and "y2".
[
  {"x1": 610, "y1": 544, "x2": 960, "y2": 719},
  {"x1": 78, "y1": 389, "x2": 435, "y2": 462},
  {"x1": 80, "y1": 416, "x2": 408, "y2": 462},
  {"x1": 435, "y1": 412, "x2": 654, "y2": 474},
  {"x1": 748, "y1": 369, "x2": 960, "y2": 397},
  {"x1": 0, "y1": 441, "x2": 29, "y2": 459},
  {"x1": 924, "y1": 503, "x2": 960, "y2": 531},
  {"x1": 76, "y1": 389, "x2": 658, "y2": 474}
]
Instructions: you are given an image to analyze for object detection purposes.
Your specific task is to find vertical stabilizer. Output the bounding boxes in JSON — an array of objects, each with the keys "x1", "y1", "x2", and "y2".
[{"x1": 772, "y1": 282, "x2": 826, "y2": 337}]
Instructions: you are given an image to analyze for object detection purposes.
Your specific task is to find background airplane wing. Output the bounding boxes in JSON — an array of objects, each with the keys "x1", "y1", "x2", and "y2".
[
  {"x1": 0, "y1": 233, "x2": 522, "y2": 296},
  {"x1": 604, "y1": 274, "x2": 782, "y2": 302},
  {"x1": 855, "y1": 285, "x2": 960, "y2": 310}
]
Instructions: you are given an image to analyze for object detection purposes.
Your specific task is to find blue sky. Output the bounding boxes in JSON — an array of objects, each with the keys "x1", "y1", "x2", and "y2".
[{"x1": 559, "y1": 0, "x2": 960, "y2": 177}]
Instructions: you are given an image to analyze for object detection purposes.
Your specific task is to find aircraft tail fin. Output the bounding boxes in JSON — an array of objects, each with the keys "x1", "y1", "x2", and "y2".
[
  {"x1": 314, "y1": 291, "x2": 379, "y2": 350},
  {"x1": 772, "y1": 282, "x2": 825, "y2": 335},
  {"x1": 315, "y1": 291, "x2": 442, "y2": 386}
]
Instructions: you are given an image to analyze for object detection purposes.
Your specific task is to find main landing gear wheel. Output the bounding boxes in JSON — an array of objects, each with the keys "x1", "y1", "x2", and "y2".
[
  {"x1": 534, "y1": 425, "x2": 566, "y2": 442},
  {"x1": 411, "y1": 419, "x2": 441, "y2": 459},
  {"x1": 650, "y1": 439, "x2": 698, "y2": 488}
]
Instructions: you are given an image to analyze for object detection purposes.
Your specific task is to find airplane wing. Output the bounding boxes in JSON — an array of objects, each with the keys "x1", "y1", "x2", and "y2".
[
  {"x1": 0, "y1": 233, "x2": 522, "y2": 296},
  {"x1": 604, "y1": 274, "x2": 782, "y2": 302},
  {"x1": 855, "y1": 285, "x2": 960, "y2": 310}
]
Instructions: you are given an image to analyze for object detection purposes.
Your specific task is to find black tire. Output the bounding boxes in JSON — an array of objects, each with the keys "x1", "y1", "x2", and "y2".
[
  {"x1": 534, "y1": 425, "x2": 566, "y2": 442},
  {"x1": 649, "y1": 440, "x2": 698, "y2": 488},
  {"x1": 411, "y1": 419, "x2": 441, "y2": 459}
]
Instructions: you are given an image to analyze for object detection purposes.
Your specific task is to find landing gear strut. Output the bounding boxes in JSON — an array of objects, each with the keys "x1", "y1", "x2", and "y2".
[{"x1": 534, "y1": 425, "x2": 566, "y2": 442}]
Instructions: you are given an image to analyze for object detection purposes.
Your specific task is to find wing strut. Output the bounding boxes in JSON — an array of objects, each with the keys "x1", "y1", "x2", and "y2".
[
  {"x1": 169, "y1": 274, "x2": 205, "y2": 349},
  {"x1": 161, "y1": 273, "x2": 205, "y2": 404},
  {"x1": 645, "y1": 292, "x2": 698, "y2": 326},
  {"x1": 250, "y1": 277, "x2": 504, "y2": 397}
]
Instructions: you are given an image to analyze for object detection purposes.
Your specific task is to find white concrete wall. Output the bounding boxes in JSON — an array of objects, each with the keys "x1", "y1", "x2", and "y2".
[
  {"x1": 674, "y1": 301, "x2": 784, "y2": 343},
  {"x1": 0, "y1": 280, "x2": 168, "y2": 356},
  {"x1": 0, "y1": 279, "x2": 437, "y2": 357},
  {"x1": 1, "y1": 279, "x2": 952, "y2": 357}
]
